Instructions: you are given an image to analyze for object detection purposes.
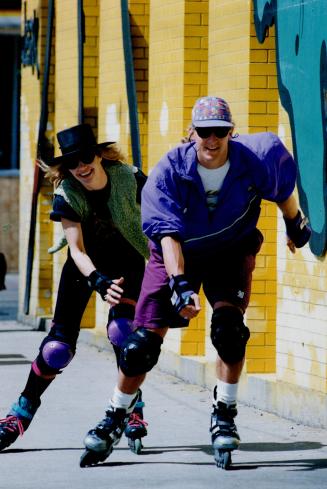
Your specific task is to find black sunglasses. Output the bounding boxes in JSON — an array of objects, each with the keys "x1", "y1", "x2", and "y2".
[
  {"x1": 195, "y1": 126, "x2": 231, "y2": 139},
  {"x1": 64, "y1": 149, "x2": 97, "y2": 170}
]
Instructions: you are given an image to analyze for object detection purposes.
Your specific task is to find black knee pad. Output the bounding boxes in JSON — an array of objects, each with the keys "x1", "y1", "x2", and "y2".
[
  {"x1": 119, "y1": 327, "x2": 163, "y2": 377},
  {"x1": 211, "y1": 307, "x2": 250, "y2": 364}
]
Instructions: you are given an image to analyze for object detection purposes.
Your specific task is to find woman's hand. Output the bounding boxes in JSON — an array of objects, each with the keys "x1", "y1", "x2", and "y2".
[{"x1": 104, "y1": 277, "x2": 125, "y2": 306}]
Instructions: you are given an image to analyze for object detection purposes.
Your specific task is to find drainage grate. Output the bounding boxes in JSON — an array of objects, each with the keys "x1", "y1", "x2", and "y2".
[{"x1": 0, "y1": 354, "x2": 31, "y2": 366}]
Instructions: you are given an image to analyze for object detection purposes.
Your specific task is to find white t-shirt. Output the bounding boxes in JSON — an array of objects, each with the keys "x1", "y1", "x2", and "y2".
[{"x1": 197, "y1": 160, "x2": 230, "y2": 211}]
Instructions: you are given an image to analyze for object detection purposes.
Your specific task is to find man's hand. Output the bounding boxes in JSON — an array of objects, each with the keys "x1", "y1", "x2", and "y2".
[
  {"x1": 179, "y1": 293, "x2": 201, "y2": 320},
  {"x1": 169, "y1": 274, "x2": 201, "y2": 320},
  {"x1": 284, "y1": 210, "x2": 311, "y2": 252}
]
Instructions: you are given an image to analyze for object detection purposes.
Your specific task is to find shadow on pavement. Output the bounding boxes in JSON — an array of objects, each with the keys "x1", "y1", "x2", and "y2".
[
  {"x1": 2, "y1": 443, "x2": 326, "y2": 472},
  {"x1": 230, "y1": 458, "x2": 327, "y2": 472},
  {"x1": 240, "y1": 441, "x2": 325, "y2": 451}
]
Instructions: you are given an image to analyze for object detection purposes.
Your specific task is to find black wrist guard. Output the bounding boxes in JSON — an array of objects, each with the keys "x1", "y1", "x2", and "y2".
[
  {"x1": 87, "y1": 270, "x2": 113, "y2": 300},
  {"x1": 283, "y1": 210, "x2": 311, "y2": 248},
  {"x1": 169, "y1": 274, "x2": 194, "y2": 313}
]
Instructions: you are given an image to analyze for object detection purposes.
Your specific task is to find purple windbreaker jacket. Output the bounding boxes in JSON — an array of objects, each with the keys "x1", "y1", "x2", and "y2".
[{"x1": 141, "y1": 132, "x2": 297, "y2": 254}]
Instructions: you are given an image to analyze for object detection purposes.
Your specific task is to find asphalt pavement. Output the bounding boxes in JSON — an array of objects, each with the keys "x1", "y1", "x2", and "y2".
[{"x1": 0, "y1": 275, "x2": 326, "y2": 488}]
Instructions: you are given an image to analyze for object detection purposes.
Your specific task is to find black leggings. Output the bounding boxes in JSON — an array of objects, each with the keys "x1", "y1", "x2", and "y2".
[
  {"x1": 21, "y1": 250, "x2": 145, "y2": 401},
  {"x1": 35, "y1": 248, "x2": 145, "y2": 374}
]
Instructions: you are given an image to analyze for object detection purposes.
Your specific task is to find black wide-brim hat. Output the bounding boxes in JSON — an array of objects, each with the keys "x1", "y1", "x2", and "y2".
[{"x1": 47, "y1": 123, "x2": 114, "y2": 166}]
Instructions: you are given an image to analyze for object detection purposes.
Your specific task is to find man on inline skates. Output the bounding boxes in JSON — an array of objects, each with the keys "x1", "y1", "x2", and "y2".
[{"x1": 81, "y1": 96, "x2": 311, "y2": 469}]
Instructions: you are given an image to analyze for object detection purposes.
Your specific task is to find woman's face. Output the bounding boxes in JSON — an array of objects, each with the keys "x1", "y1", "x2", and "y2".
[{"x1": 68, "y1": 154, "x2": 107, "y2": 190}]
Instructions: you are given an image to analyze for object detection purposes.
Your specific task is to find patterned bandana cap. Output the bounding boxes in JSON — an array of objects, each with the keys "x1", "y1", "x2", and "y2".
[{"x1": 192, "y1": 96, "x2": 233, "y2": 127}]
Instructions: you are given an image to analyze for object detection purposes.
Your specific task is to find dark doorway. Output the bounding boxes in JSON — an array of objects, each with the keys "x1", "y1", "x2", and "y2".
[{"x1": 0, "y1": 33, "x2": 21, "y2": 170}]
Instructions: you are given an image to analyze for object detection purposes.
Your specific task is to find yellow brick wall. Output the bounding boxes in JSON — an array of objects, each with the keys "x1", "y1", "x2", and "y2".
[
  {"x1": 98, "y1": 0, "x2": 129, "y2": 158},
  {"x1": 148, "y1": 0, "x2": 185, "y2": 168},
  {"x1": 208, "y1": 0, "x2": 251, "y2": 132},
  {"x1": 183, "y1": 0, "x2": 208, "y2": 131},
  {"x1": 276, "y1": 105, "x2": 327, "y2": 394},
  {"x1": 83, "y1": 0, "x2": 99, "y2": 130},
  {"x1": 37, "y1": 1, "x2": 55, "y2": 319},
  {"x1": 130, "y1": 0, "x2": 149, "y2": 170},
  {"x1": 98, "y1": 0, "x2": 149, "y2": 169},
  {"x1": 246, "y1": 15, "x2": 278, "y2": 373},
  {"x1": 35, "y1": 181, "x2": 53, "y2": 317},
  {"x1": 19, "y1": 0, "x2": 53, "y2": 317},
  {"x1": 54, "y1": 1, "x2": 79, "y2": 130}
]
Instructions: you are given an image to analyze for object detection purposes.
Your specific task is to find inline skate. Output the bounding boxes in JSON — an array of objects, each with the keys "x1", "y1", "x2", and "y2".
[
  {"x1": 0, "y1": 395, "x2": 40, "y2": 451},
  {"x1": 124, "y1": 390, "x2": 148, "y2": 454},
  {"x1": 210, "y1": 400, "x2": 240, "y2": 469},
  {"x1": 80, "y1": 404, "x2": 131, "y2": 467}
]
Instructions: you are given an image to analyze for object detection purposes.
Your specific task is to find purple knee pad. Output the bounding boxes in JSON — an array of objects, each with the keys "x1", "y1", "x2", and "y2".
[
  {"x1": 42, "y1": 340, "x2": 74, "y2": 369},
  {"x1": 107, "y1": 318, "x2": 136, "y2": 347}
]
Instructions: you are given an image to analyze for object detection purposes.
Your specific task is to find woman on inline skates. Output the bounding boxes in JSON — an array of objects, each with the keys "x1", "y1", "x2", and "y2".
[{"x1": 0, "y1": 123, "x2": 149, "y2": 455}]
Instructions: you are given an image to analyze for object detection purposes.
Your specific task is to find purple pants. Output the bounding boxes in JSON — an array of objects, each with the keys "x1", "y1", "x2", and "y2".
[{"x1": 134, "y1": 230, "x2": 263, "y2": 329}]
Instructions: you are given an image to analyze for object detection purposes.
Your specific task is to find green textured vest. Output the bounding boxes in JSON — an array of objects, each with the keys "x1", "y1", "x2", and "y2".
[{"x1": 49, "y1": 160, "x2": 149, "y2": 259}]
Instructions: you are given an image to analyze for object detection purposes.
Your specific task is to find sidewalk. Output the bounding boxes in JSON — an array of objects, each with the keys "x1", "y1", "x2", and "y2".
[{"x1": 0, "y1": 310, "x2": 327, "y2": 488}]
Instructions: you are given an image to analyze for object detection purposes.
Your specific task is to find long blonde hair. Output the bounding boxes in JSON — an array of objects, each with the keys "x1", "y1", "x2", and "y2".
[{"x1": 39, "y1": 144, "x2": 127, "y2": 188}]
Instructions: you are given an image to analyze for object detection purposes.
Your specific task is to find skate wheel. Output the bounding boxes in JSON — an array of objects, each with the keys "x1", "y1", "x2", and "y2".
[
  {"x1": 128, "y1": 437, "x2": 143, "y2": 454},
  {"x1": 80, "y1": 447, "x2": 112, "y2": 467},
  {"x1": 80, "y1": 449, "x2": 97, "y2": 468},
  {"x1": 215, "y1": 449, "x2": 232, "y2": 470}
]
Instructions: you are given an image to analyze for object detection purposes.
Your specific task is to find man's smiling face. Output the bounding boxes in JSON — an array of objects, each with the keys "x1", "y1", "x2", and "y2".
[{"x1": 194, "y1": 127, "x2": 232, "y2": 169}]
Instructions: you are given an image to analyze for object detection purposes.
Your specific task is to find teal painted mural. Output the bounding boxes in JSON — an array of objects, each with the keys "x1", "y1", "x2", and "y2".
[{"x1": 253, "y1": 0, "x2": 327, "y2": 256}]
